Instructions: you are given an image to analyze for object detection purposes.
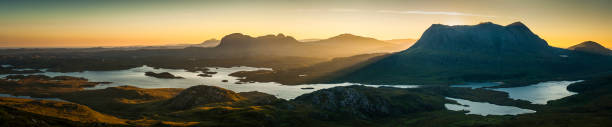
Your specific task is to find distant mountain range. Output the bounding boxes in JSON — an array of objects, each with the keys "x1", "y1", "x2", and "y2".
[
  {"x1": 568, "y1": 41, "x2": 612, "y2": 55},
  {"x1": 206, "y1": 33, "x2": 411, "y2": 58},
  {"x1": 200, "y1": 39, "x2": 221, "y2": 47},
  {"x1": 335, "y1": 22, "x2": 612, "y2": 85}
]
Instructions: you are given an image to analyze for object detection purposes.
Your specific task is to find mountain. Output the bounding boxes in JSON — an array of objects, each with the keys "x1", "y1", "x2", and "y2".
[
  {"x1": 409, "y1": 22, "x2": 550, "y2": 54},
  {"x1": 211, "y1": 33, "x2": 405, "y2": 58},
  {"x1": 301, "y1": 34, "x2": 400, "y2": 57},
  {"x1": 298, "y1": 38, "x2": 322, "y2": 42},
  {"x1": 336, "y1": 22, "x2": 612, "y2": 85},
  {"x1": 200, "y1": 38, "x2": 221, "y2": 47},
  {"x1": 568, "y1": 41, "x2": 612, "y2": 55}
]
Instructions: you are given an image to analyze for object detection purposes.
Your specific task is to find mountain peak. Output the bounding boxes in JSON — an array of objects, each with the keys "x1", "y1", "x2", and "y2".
[
  {"x1": 255, "y1": 33, "x2": 299, "y2": 43},
  {"x1": 568, "y1": 41, "x2": 612, "y2": 55},
  {"x1": 216, "y1": 33, "x2": 256, "y2": 48},
  {"x1": 328, "y1": 33, "x2": 377, "y2": 41},
  {"x1": 333, "y1": 33, "x2": 360, "y2": 38},
  {"x1": 220, "y1": 33, "x2": 254, "y2": 43},
  {"x1": 409, "y1": 21, "x2": 550, "y2": 54},
  {"x1": 507, "y1": 22, "x2": 527, "y2": 27},
  {"x1": 580, "y1": 41, "x2": 601, "y2": 46},
  {"x1": 201, "y1": 38, "x2": 219, "y2": 44},
  {"x1": 217, "y1": 33, "x2": 299, "y2": 49}
]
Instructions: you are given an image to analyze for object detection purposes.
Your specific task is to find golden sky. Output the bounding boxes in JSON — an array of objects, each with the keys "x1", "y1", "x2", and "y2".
[{"x1": 0, "y1": 0, "x2": 610, "y2": 48}]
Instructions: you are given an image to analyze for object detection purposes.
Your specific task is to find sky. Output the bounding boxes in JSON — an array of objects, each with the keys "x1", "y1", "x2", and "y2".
[{"x1": 0, "y1": 0, "x2": 610, "y2": 48}]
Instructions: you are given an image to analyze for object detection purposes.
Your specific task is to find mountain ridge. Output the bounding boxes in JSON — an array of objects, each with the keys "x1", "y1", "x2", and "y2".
[
  {"x1": 210, "y1": 33, "x2": 406, "y2": 58},
  {"x1": 568, "y1": 41, "x2": 612, "y2": 55}
]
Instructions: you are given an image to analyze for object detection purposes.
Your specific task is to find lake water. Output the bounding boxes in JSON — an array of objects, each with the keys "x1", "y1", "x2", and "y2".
[
  {"x1": 0, "y1": 65, "x2": 419, "y2": 100},
  {"x1": 451, "y1": 81, "x2": 582, "y2": 105},
  {"x1": 0, "y1": 65, "x2": 582, "y2": 115},
  {"x1": 451, "y1": 82, "x2": 502, "y2": 89},
  {"x1": 0, "y1": 93, "x2": 68, "y2": 102},
  {"x1": 493, "y1": 81, "x2": 582, "y2": 104},
  {"x1": 445, "y1": 97, "x2": 536, "y2": 116}
]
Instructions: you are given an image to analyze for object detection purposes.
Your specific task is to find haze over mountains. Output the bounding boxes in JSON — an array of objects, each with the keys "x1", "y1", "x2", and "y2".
[{"x1": 206, "y1": 33, "x2": 411, "y2": 58}]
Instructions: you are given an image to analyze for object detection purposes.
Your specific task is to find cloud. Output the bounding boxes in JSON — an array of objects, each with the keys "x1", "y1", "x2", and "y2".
[
  {"x1": 296, "y1": 9, "x2": 321, "y2": 12},
  {"x1": 296, "y1": 8, "x2": 497, "y2": 18},
  {"x1": 295, "y1": 8, "x2": 495, "y2": 18},
  {"x1": 329, "y1": 8, "x2": 363, "y2": 13},
  {"x1": 376, "y1": 10, "x2": 496, "y2": 18}
]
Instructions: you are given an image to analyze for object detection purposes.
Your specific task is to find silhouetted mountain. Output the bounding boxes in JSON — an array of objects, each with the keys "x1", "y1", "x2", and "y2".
[
  {"x1": 309, "y1": 33, "x2": 391, "y2": 47},
  {"x1": 409, "y1": 22, "x2": 550, "y2": 54},
  {"x1": 212, "y1": 33, "x2": 404, "y2": 58},
  {"x1": 297, "y1": 34, "x2": 399, "y2": 57},
  {"x1": 337, "y1": 22, "x2": 612, "y2": 85},
  {"x1": 568, "y1": 41, "x2": 612, "y2": 55},
  {"x1": 200, "y1": 38, "x2": 220, "y2": 47},
  {"x1": 298, "y1": 38, "x2": 322, "y2": 42}
]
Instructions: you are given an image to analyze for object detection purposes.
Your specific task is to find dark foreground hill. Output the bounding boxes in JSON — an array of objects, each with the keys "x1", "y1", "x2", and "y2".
[{"x1": 335, "y1": 22, "x2": 612, "y2": 86}]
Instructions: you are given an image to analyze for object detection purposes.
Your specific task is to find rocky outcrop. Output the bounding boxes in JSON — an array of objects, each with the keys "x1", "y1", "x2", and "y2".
[
  {"x1": 295, "y1": 86, "x2": 390, "y2": 117},
  {"x1": 238, "y1": 91, "x2": 279, "y2": 105},
  {"x1": 165, "y1": 85, "x2": 245, "y2": 109},
  {"x1": 568, "y1": 41, "x2": 612, "y2": 55},
  {"x1": 144, "y1": 72, "x2": 184, "y2": 79},
  {"x1": 292, "y1": 85, "x2": 445, "y2": 119}
]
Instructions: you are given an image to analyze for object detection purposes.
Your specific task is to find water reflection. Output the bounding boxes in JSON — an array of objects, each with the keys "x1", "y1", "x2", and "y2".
[
  {"x1": 445, "y1": 97, "x2": 536, "y2": 116},
  {"x1": 0, "y1": 93, "x2": 68, "y2": 102},
  {"x1": 451, "y1": 82, "x2": 502, "y2": 89},
  {"x1": 452, "y1": 81, "x2": 582, "y2": 105},
  {"x1": 493, "y1": 81, "x2": 582, "y2": 104},
  {"x1": 0, "y1": 65, "x2": 418, "y2": 100}
]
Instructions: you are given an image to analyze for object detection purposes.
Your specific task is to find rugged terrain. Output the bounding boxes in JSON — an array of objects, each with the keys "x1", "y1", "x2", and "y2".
[{"x1": 0, "y1": 74, "x2": 611, "y2": 126}]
